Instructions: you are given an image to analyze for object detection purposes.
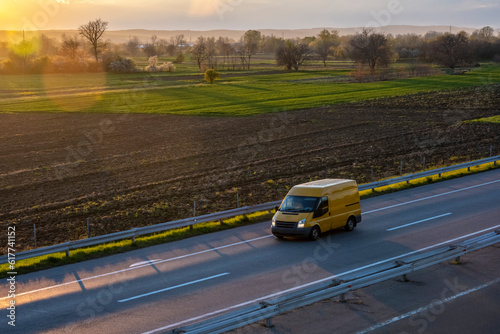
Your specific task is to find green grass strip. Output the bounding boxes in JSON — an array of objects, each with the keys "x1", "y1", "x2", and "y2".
[{"x1": 464, "y1": 115, "x2": 500, "y2": 124}]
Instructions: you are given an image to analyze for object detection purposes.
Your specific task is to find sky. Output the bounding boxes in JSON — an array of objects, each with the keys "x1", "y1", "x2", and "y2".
[{"x1": 0, "y1": 0, "x2": 499, "y2": 31}]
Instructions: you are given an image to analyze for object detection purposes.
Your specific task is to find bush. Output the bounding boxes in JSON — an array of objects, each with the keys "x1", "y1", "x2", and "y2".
[
  {"x1": 145, "y1": 56, "x2": 176, "y2": 72},
  {"x1": 145, "y1": 56, "x2": 159, "y2": 72},
  {"x1": 159, "y1": 62, "x2": 176, "y2": 72},
  {"x1": 0, "y1": 59, "x2": 17, "y2": 74},
  {"x1": 52, "y1": 56, "x2": 89, "y2": 73},
  {"x1": 32, "y1": 56, "x2": 55, "y2": 74},
  {"x1": 108, "y1": 58, "x2": 141, "y2": 73},
  {"x1": 173, "y1": 54, "x2": 185, "y2": 64},
  {"x1": 101, "y1": 52, "x2": 122, "y2": 71},
  {"x1": 204, "y1": 69, "x2": 220, "y2": 83}
]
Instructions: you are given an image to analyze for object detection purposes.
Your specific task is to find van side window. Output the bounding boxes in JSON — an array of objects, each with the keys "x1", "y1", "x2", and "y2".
[{"x1": 314, "y1": 196, "x2": 329, "y2": 218}]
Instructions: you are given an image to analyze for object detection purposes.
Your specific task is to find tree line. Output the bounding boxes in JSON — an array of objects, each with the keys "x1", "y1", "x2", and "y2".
[{"x1": 1, "y1": 18, "x2": 499, "y2": 75}]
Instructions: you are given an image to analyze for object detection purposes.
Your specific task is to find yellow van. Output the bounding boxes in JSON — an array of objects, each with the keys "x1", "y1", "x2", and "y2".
[{"x1": 271, "y1": 179, "x2": 361, "y2": 240}]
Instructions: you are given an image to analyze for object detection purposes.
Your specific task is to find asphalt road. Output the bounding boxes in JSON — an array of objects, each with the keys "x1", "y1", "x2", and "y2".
[{"x1": 1, "y1": 169, "x2": 499, "y2": 334}]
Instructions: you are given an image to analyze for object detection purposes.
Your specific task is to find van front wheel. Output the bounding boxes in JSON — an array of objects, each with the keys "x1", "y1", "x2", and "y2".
[
  {"x1": 345, "y1": 217, "x2": 356, "y2": 232},
  {"x1": 309, "y1": 226, "x2": 321, "y2": 241}
]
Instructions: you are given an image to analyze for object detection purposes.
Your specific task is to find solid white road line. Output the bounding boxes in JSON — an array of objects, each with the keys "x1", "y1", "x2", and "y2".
[
  {"x1": 118, "y1": 272, "x2": 229, "y2": 303},
  {"x1": 387, "y1": 213, "x2": 452, "y2": 231},
  {"x1": 141, "y1": 224, "x2": 500, "y2": 334},
  {"x1": 364, "y1": 179, "x2": 500, "y2": 214},
  {"x1": 130, "y1": 259, "x2": 162, "y2": 267},
  {"x1": 356, "y1": 277, "x2": 500, "y2": 334},
  {"x1": 0, "y1": 235, "x2": 272, "y2": 300}
]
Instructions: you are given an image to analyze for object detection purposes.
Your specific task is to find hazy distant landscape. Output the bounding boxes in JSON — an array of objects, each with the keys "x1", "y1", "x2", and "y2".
[{"x1": 0, "y1": 25, "x2": 481, "y2": 43}]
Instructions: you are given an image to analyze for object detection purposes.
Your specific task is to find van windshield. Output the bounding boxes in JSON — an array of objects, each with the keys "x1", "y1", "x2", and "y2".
[{"x1": 280, "y1": 196, "x2": 320, "y2": 213}]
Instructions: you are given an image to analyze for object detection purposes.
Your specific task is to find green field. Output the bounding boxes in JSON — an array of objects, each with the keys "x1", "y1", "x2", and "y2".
[{"x1": 1, "y1": 60, "x2": 500, "y2": 115}]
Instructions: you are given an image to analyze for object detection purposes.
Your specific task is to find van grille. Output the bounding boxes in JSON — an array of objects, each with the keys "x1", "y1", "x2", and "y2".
[{"x1": 276, "y1": 221, "x2": 296, "y2": 229}]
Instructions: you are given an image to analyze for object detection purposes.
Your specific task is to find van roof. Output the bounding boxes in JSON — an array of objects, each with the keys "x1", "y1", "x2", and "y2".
[
  {"x1": 297, "y1": 179, "x2": 353, "y2": 188},
  {"x1": 288, "y1": 179, "x2": 356, "y2": 197}
]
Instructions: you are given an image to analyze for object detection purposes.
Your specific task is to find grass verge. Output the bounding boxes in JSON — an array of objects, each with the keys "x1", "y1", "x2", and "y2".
[{"x1": 1, "y1": 160, "x2": 498, "y2": 278}]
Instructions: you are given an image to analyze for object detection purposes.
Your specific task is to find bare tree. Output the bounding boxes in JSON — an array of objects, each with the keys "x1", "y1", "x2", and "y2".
[
  {"x1": 78, "y1": 18, "x2": 108, "y2": 63},
  {"x1": 477, "y1": 26, "x2": 495, "y2": 41},
  {"x1": 430, "y1": 31, "x2": 473, "y2": 69},
  {"x1": 349, "y1": 29, "x2": 394, "y2": 73},
  {"x1": 126, "y1": 36, "x2": 140, "y2": 56},
  {"x1": 39, "y1": 34, "x2": 58, "y2": 56},
  {"x1": 9, "y1": 38, "x2": 37, "y2": 71},
  {"x1": 60, "y1": 35, "x2": 81, "y2": 60},
  {"x1": 276, "y1": 40, "x2": 310, "y2": 70},
  {"x1": 157, "y1": 39, "x2": 169, "y2": 56},
  {"x1": 242, "y1": 30, "x2": 261, "y2": 69},
  {"x1": 191, "y1": 36, "x2": 208, "y2": 70},
  {"x1": 174, "y1": 34, "x2": 185, "y2": 55},
  {"x1": 206, "y1": 37, "x2": 218, "y2": 69},
  {"x1": 314, "y1": 29, "x2": 340, "y2": 67},
  {"x1": 142, "y1": 43, "x2": 157, "y2": 58}
]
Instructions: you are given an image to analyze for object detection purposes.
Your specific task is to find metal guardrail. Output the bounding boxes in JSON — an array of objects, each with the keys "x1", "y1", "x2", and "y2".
[
  {"x1": 357, "y1": 155, "x2": 499, "y2": 191},
  {"x1": 169, "y1": 230, "x2": 500, "y2": 334},
  {"x1": 1, "y1": 155, "x2": 498, "y2": 263}
]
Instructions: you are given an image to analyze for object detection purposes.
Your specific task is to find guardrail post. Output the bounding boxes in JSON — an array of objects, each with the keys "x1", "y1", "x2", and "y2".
[
  {"x1": 33, "y1": 223, "x2": 37, "y2": 249},
  {"x1": 340, "y1": 293, "x2": 346, "y2": 303},
  {"x1": 65, "y1": 242, "x2": 71, "y2": 258},
  {"x1": 191, "y1": 201, "x2": 196, "y2": 230},
  {"x1": 266, "y1": 317, "x2": 273, "y2": 328},
  {"x1": 87, "y1": 218, "x2": 90, "y2": 238}
]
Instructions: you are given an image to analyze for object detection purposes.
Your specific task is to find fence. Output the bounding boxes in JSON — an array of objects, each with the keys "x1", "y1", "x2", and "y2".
[
  {"x1": 168, "y1": 230, "x2": 500, "y2": 333},
  {"x1": 1, "y1": 155, "x2": 498, "y2": 264}
]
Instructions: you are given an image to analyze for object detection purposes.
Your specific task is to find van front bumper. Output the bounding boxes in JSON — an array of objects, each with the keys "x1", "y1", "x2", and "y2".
[{"x1": 271, "y1": 226, "x2": 313, "y2": 238}]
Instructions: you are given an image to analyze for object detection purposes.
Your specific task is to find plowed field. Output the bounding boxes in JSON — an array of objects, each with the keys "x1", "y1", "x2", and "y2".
[{"x1": 1, "y1": 85, "x2": 499, "y2": 252}]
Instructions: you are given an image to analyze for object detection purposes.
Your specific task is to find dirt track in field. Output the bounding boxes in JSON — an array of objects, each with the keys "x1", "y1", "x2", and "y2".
[{"x1": 1, "y1": 85, "x2": 499, "y2": 252}]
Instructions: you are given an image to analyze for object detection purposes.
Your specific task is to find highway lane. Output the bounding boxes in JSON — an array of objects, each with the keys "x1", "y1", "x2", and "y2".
[{"x1": 1, "y1": 169, "x2": 499, "y2": 333}]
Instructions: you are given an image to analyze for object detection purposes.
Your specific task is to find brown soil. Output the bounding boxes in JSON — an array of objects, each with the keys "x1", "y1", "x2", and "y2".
[{"x1": 1, "y1": 86, "x2": 499, "y2": 253}]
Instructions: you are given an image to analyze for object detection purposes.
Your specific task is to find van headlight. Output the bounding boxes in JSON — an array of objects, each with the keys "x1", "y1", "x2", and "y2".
[
  {"x1": 272, "y1": 216, "x2": 276, "y2": 227},
  {"x1": 297, "y1": 219, "x2": 306, "y2": 228}
]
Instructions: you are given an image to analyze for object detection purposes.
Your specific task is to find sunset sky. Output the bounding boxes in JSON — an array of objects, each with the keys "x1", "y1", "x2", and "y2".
[{"x1": 0, "y1": 0, "x2": 499, "y2": 31}]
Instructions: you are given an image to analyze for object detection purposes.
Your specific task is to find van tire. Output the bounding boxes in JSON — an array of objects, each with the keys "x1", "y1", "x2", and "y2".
[
  {"x1": 309, "y1": 226, "x2": 321, "y2": 240},
  {"x1": 345, "y1": 217, "x2": 356, "y2": 232}
]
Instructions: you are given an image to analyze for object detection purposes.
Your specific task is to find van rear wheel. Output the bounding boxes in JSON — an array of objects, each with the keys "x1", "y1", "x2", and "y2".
[
  {"x1": 345, "y1": 217, "x2": 356, "y2": 232},
  {"x1": 309, "y1": 226, "x2": 321, "y2": 241}
]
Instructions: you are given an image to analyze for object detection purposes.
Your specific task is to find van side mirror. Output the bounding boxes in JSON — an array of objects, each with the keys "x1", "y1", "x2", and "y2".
[{"x1": 274, "y1": 206, "x2": 279, "y2": 212}]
